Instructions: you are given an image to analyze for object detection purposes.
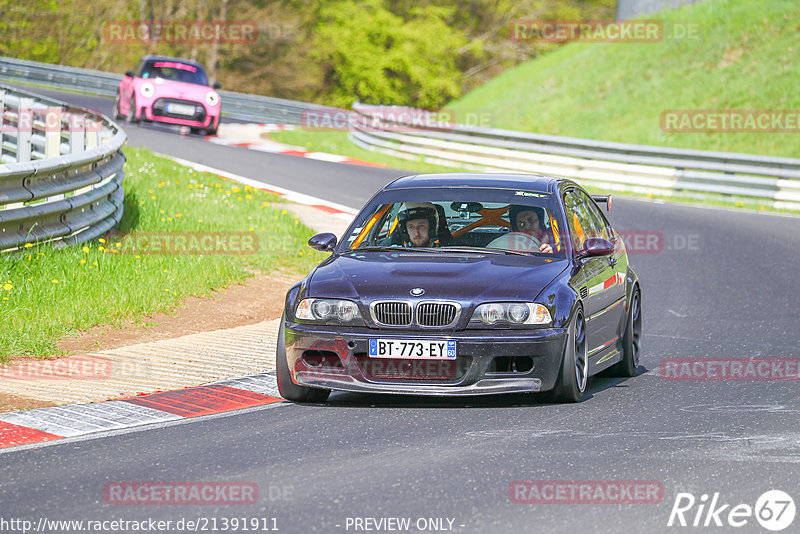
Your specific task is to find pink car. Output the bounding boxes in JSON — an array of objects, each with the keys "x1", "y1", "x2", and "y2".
[{"x1": 114, "y1": 55, "x2": 221, "y2": 135}]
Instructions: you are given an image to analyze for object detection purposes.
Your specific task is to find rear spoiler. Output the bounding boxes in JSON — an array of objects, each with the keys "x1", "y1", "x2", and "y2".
[{"x1": 592, "y1": 195, "x2": 612, "y2": 211}]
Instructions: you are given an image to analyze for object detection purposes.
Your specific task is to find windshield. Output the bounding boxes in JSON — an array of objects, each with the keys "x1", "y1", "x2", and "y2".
[
  {"x1": 342, "y1": 190, "x2": 566, "y2": 258},
  {"x1": 141, "y1": 60, "x2": 210, "y2": 86}
]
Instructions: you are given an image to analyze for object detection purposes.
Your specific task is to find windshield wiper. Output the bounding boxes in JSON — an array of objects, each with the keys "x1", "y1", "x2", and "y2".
[
  {"x1": 436, "y1": 246, "x2": 532, "y2": 256},
  {"x1": 341, "y1": 246, "x2": 440, "y2": 254}
]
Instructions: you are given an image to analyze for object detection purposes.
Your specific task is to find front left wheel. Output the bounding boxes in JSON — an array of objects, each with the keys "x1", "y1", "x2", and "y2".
[
  {"x1": 606, "y1": 286, "x2": 641, "y2": 377},
  {"x1": 547, "y1": 307, "x2": 588, "y2": 403},
  {"x1": 276, "y1": 316, "x2": 331, "y2": 403}
]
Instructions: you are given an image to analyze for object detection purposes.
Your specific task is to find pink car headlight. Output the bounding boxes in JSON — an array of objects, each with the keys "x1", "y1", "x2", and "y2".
[{"x1": 140, "y1": 82, "x2": 155, "y2": 98}]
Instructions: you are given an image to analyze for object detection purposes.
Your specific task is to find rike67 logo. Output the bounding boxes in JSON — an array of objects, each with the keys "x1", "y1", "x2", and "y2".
[{"x1": 668, "y1": 490, "x2": 795, "y2": 531}]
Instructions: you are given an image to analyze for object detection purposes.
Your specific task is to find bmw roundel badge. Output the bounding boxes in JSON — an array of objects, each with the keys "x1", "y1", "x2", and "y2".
[{"x1": 410, "y1": 287, "x2": 425, "y2": 296}]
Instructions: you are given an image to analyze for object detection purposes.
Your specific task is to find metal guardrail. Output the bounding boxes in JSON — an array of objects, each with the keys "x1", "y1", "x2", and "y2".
[
  {"x1": 0, "y1": 84, "x2": 126, "y2": 251},
  {"x1": 5, "y1": 56, "x2": 799, "y2": 211},
  {"x1": 349, "y1": 102, "x2": 800, "y2": 211},
  {"x1": 0, "y1": 56, "x2": 338, "y2": 125}
]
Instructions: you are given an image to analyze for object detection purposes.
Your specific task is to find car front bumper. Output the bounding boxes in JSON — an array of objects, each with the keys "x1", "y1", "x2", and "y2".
[{"x1": 285, "y1": 321, "x2": 568, "y2": 396}]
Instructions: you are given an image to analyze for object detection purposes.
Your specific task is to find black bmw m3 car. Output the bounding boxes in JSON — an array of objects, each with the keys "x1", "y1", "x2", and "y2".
[{"x1": 278, "y1": 173, "x2": 642, "y2": 403}]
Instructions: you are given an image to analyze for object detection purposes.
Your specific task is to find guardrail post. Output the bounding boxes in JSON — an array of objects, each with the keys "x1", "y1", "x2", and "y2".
[
  {"x1": 16, "y1": 97, "x2": 33, "y2": 162},
  {"x1": 45, "y1": 106, "x2": 62, "y2": 158},
  {"x1": 68, "y1": 109, "x2": 85, "y2": 154},
  {"x1": 85, "y1": 114, "x2": 99, "y2": 149}
]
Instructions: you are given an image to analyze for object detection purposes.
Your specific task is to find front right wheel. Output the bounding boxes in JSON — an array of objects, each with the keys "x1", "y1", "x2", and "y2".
[{"x1": 276, "y1": 316, "x2": 331, "y2": 403}]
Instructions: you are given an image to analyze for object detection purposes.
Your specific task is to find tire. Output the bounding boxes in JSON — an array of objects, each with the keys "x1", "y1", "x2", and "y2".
[
  {"x1": 126, "y1": 96, "x2": 138, "y2": 124},
  {"x1": 606, "y1": 286, "x2": 641, "y2": 377},
  {"x1": 546, "y1": 307, "x2": 588, "y2": 403},
  {"x1": 276, "y1": 316, "x2": 331, "y2": 403},
  {"x1": 112, "y1": 95, "x2": 122, "y2": 120}
]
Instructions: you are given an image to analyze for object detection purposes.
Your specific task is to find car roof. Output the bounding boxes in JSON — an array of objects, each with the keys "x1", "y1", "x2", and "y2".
[
  {"x1": 384, "y1": 173, "x2": 563, "y2": 193},
  {"x1": 140, "y1": 55, "x2": 205, "y2": 69}
]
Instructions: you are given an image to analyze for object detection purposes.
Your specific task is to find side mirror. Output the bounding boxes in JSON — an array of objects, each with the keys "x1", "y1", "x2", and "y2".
[
  {"x1": 212, "y1": 81, "x2": 222, "y2": 89},
  {"x1": 308, "y1": 232, "x2": 337, "y2": 252},
  {"x1": 577, "y1": 238, "x2": 614, "y2": 257},
  {"x1": 125, "y1": 70, "x2": 136, "y2": 78}
]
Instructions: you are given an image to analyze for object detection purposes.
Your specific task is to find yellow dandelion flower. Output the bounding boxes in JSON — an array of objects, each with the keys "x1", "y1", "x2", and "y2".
[
  {"x1": 24, "y1": 243, "x2": 33, "y2": 248},
  {"x1": 52, "y1": 279, "x2": 58, "y2": 284},
  {"x1": 135, "y1": 255, "x2": 141, "y2": 259},
  {"x1": 245, "y1": 194, "x2": 252, "y2": 200},
  {"x1": 245, "y1": 186, "x2": 252, "y2": 191},
  {"x1": 80, "y1": 259, "x2": 86, "y2": 264},
  {"x1": 249, "y1": 227, "x2": 255, "y2": 231},
  {"x1": 197, "y1": 219, "x2": 203, "y2": 223},
  {"x1": 232, "y1": 187, "x2": 240, "y2": 193},
  {"x1": 160, "y1": 209, "x2": 165, "y2": 214},
  {"x1": 3, "y1": 283, "x2": 12, "y2": 291},
  {"x1": 82, "y1": 246, "x2": 90, "y2": 253},
  {"x1": 92, "y1": 261, "x2": 98, "y2": 266},
  {"x1": 282, "y1": 210, "x2": 287, "y2": 215},
  {"x1": 161, "y1": 217, "x2": 166, "y2": 222},
  {"x1": 167, "y1": 217, "x2": 172, "y2": 222},
  {"x1": 140, "y1": 200, "x2": 145, "y2": 205},
  {"x1": 148, "y1": 189, "x2": 153, "y2": 194},
  {"x1": 151, "y1": 195, "x2": 156, "y2": 200},
  {"x1": 175, "y1": 213, "x2": 182, "y2": 217},
  {"x1": 98, "y1": 246, "x2": 105, "y2": 252}
]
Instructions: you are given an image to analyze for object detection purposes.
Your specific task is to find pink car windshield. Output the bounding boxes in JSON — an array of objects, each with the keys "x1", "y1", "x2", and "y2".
[{"x1": 141, "y1": 61, "x2": 209, "y2": 86}]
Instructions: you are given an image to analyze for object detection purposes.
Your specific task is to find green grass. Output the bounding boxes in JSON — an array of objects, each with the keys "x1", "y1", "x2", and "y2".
[
  {"x1": 0, "y1": 147, "x2": 326, "y2": 362},
  {"x1": 270, "y1": 0, "x2": 800, "y2": 214},
  {"x1": 449, "y1": 0, "x2": 800, "y2": 157}
]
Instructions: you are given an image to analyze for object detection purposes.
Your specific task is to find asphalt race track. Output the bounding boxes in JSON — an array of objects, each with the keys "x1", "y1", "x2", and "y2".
[{"x1": 1, "y1": 87, "x2": 799, "y2": 534}]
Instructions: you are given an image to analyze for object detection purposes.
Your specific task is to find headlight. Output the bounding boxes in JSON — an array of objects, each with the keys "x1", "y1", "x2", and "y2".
[
  {"x1": 295, "y1": 298, "x2": 364, "y2": 325},
  {"x1": 469, "y1": 302, "x2": 551, "y2": 326},
  {"x1": 205, "y1": 91, "x2": 220, "y2": 106},
  {"x1": 140, "y1": 82, "x2": 155, "y2": 98}
]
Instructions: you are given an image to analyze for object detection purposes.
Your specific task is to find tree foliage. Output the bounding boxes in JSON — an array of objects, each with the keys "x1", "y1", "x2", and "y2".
[{"x1": 0, "y1": 0, "x2": 615, "y2": 109}]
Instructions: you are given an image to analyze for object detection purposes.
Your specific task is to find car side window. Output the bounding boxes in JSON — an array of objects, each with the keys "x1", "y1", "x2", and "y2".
[
  {"x1": 576, "y1": 190, "x2": 612, "y2": 241},
  {"x1": 563, "y1": 189, "x2": 608, "y2": 250}
]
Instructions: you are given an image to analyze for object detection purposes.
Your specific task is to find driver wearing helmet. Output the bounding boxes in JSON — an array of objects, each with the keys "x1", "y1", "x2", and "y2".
[
  {"x1": 508, "y1": 205, "x2": 554, "y2": 254},
  {"x1": 398, "y1": 202, "x2": 439, "y2": 247}
]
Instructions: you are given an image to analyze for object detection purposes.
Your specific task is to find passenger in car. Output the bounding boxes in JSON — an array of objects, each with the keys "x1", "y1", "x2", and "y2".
[{"x1": 508, "y1": 205, "x2": 554, "y2": 254}]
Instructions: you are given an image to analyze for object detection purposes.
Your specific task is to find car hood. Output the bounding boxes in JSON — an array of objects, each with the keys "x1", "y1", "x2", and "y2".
[
  {"x1": 144, "y1": 79, "x2": 212, "y2": 100},
  {"x1": 308, "y1": 252, "x2": 568, "y2": 303}
]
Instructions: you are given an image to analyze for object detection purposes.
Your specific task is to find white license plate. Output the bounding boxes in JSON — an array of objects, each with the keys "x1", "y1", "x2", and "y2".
[
  {"x1": 166, "y1": 103, "x2": 196, "y2": 116},
  {"x1": 369, "y1": 339, "x2": 456, "y2": 359}
]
